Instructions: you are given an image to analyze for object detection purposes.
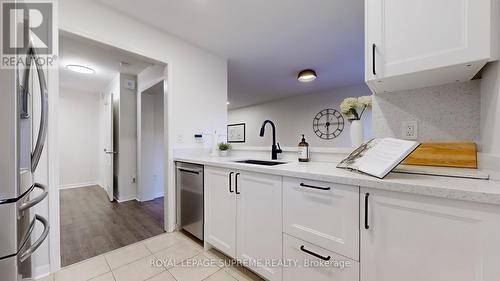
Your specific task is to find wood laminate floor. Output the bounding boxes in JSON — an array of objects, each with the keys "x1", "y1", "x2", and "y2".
[{"x1": 60, "y1": 185, "x2": 164, "y2": 267}]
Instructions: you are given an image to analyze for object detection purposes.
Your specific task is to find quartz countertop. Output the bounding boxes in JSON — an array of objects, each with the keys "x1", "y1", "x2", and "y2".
[{"x1": 174, "y1": 154, "x2": 500, "y2": 205}]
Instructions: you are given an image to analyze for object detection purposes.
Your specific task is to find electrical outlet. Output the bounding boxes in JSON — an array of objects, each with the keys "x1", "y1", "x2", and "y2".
[{"x1": 402, "y1": 121, "x2": 418, "y2": 140}]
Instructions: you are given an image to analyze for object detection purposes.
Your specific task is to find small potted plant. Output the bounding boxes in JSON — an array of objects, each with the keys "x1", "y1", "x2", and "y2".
[
  {"x1": 340, "y1": 95, "x2": 372, "y2": 147},
  {"x1": 218, "y1": 142, "x2": 232, "y2": 157}
]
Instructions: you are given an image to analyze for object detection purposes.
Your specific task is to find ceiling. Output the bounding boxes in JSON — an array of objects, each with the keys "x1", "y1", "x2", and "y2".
[
  {"x1": 59, "y1": 32, "x2": 158, "y2": 93},
  {"x1": 94, "y1": 0, "x2": 365, "y2": 109}
]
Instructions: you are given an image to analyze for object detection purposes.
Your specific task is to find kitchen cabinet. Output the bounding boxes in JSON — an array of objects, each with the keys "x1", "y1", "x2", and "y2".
[
  {"x1": 360, "y1": 188, "x2": 500, "y2": 281},
  {"x1": 204, "y1": 167, "x2": 283, "y2": 281},
  {"x1": 204, "y1": 167, "x2": 237, "y2": 257},
  {"x1": 365, "y1": 0, "x2": 498, "y2": 93},
  {"x1": 237, "y1": 172, "x2": 283, "y2": 281},
  {"x1": 283, "y1": 177, "x2": 359, "y2": 261},
  {"x1": 283, "y1": 234, "x2": 359, "y2": 281}
]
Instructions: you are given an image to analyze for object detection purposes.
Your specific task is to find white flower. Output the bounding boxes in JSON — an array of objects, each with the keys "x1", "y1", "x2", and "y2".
[
  {"x1": 340, "y1": 98, "x2": 359, "y2": 116},
  {"x1": 358, "y1": 95, "x2": 373, "y2": 108}
]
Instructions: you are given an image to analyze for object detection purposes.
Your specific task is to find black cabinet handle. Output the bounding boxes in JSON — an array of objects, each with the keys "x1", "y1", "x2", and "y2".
[
  {"x1": 300, "y1": 183, "x2": 331, "y2": 191},
  {"x1": 235, "y1": 173, "x2": 241, "y2": 194},
  {"x1": 229, "y1": 172, "x2": 234, "y2": 193},
  {"x1": 364, "y1": 193, "x2": 370, "y2": 230},
  {"x1": 372, "y1": 43, "x2": 377, "y2": 75},
  {"x1": 300, "y1": 246, "x2": 331, "y2": 261}
]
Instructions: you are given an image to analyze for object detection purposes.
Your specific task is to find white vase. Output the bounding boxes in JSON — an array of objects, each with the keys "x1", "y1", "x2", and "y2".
[
  {"x1": 219, "y1": 150, "x2": 229, "y2": 157},
  {"x1": 350, "y1": 120, "x2": 364, "y2": 148}
]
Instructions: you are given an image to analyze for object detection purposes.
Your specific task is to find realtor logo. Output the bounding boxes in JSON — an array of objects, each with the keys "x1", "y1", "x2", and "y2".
[{"x1": 1, "y1": 1, "x2": 53, "y2": 55}]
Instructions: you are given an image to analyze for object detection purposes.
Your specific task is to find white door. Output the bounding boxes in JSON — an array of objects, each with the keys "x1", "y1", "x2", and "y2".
[
  {"x1": 366, "y1": 0, "x2": 490, "y2": 82},
  {"x1": 103, "y1": 93, "x2": 114, "y2": 201},
  {"x1": 204, "y1": 167, "x2": 237, "y2": 258},
  {"x1": 236, "y1": 171, "x2": 283, "y2": 281},
  {"x1": 360, "y1": 187, "x2": 500, "y2": 281}
]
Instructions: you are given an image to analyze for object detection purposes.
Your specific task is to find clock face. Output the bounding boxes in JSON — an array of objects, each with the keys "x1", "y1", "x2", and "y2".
[{"x1": 313, "y1": 109, "x2": 344, "y2": 140}]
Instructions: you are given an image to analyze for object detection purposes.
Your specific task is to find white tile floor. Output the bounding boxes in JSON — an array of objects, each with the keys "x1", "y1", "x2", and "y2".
[{"x1": 37, "y1": 231, "x2": 264, "y2": 281}]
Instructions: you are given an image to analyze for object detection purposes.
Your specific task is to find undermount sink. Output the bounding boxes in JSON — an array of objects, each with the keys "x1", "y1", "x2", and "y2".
[{"x1": 234, "y1": 159, "x2": 287, "y2": 166}]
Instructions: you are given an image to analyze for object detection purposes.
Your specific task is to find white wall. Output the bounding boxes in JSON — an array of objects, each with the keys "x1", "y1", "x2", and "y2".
[
  {"x1": 59, "y1": 0, "x2": 228, "y2": 237},
  {"x1": 59, "y1": 0, "x2": 228, "y2": 149},
  {"x1": 141, "y1": 82, "x2": 165, "y2": 201},
  {"x1": 372, "y1": 81, "x2": 481, "y2": 142},
  {"x1": 114, "y1": 74, "x2": 138, "y2": 201},
  {"x1": 228, "y1": 84, "x2": 373, "y2": 148},
  {"x1": 59, "y1": 87, "x2": 100, "y2": 188},
  {"x1": 480, "y1": 62, "x2": 500, "y2": 158}
]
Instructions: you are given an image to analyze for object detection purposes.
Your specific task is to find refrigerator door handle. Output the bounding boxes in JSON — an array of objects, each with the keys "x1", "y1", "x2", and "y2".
[
  {"x1": 18, "y1": 217, "x2": 37, "y2": 253},
  {"x1": 23, "y1": 46, "x2": 48, "y2": 172},
  {"x1": 19, "y1": 183, "x2": 48, "y2": 213},
  {"x1": 18, "y1": 214, "x2": 49, "y2": 262}
]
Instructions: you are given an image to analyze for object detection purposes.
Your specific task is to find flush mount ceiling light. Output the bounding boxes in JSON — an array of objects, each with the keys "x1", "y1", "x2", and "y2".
[
  {"x1": 297, "y1": 69, "x2": 317, "y2": 83},
  {"x1": 66, "y1": 64, "x2": 95, "y2": 75},
  {"x1": 227, "y1": 101, "x2": 230, "y2": 105}
]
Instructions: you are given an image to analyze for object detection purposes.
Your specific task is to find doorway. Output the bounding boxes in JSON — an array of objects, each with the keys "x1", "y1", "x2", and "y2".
[
  {"x1": 58, "y1": 31, "x2": 167, "y2": 266},
  {"x1": 139, "y1": 81, "x2": 165, "y2": 202}
]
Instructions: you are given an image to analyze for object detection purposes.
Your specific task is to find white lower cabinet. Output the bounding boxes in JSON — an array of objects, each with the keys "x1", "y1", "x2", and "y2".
[
  {"x1": 205, "y1": 167, "x2": 282, "y2": 281},
  {"x1": 283, "y1": 177, "x2": 359, "y2": 261},
  {"x1": 205, "y1": 166, "x2": 500, "y2": 281},
  {"x1": 283, "y1": 234, "x2": 359, "y2": 281},
  {"x1": 237, "y1": 172, "x2": 283, "y2": 281},
  {"x1": 360, "y1": 188, "x2": 500, "y2": 281},
  {"x1": 204, "y1": 167, "x2": 237, "y2": 257}
]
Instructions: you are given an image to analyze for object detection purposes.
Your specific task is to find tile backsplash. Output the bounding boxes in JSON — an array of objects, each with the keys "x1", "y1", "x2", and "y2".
[{"x1": 373, "y1": 81, "x2": 480, "y2": 143}]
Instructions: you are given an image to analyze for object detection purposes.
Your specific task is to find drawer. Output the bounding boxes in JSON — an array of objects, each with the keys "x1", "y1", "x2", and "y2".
[
  {"x1": 283, "y1": 177, "x2": 359, "y2": 260},
  {"x1": 283, "y1": 234, "x2": 359, "y2": 281}
]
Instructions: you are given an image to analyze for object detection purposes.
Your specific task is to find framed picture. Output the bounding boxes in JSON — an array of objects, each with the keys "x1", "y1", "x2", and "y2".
[{"x1": 227, "y1": 123, "x2": 246, "y2": 143}]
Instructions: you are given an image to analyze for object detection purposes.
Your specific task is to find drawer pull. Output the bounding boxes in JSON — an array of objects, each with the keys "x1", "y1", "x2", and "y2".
[
  {"x1": 300, "y1": 245, "x2": 331, "y2": 261},
  {"x1": 300, "y1": 183, "x2": 331, "y2": 191}
]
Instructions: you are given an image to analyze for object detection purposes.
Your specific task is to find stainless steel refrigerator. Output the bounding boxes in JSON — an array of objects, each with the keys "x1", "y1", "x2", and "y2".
[{"x1": 0, "y1": 44, "x2": 50, "y2": 280}]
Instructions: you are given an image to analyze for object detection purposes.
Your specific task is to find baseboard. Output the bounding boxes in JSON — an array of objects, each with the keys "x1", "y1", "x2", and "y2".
[
  {"x1": 114, "y1": 195, "x2": 139, "y2": 203},
  {"x1": 154, "y1": 192, "x2": 164, "y2": 198},
  {"x1": 139, "y1": 192, "x2": 164, "y2": 202},
  {"x1": 34, "y1": 264, "x2": 51, "y2": 280},
  {"x1": 59, "y1": 182, "x2": 99, "y2": 189}
]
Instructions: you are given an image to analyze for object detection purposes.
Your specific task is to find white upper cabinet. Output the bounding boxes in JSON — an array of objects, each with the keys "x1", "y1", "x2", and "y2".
[
  {"x1": 360, "y1": 188, "x2": 500, "y2": 281},
  {"x1": 365, "y1": 0, "x2": 498, "y2": 93}
]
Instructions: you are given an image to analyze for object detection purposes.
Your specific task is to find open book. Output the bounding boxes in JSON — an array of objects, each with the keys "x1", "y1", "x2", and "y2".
[{"x1": 337, "y1": 138, "x2": 420, "y2": 179}]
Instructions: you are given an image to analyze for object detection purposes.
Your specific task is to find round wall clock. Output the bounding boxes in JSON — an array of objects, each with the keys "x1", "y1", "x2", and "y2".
[{"x1": 313, "y1": 109, "x2": 344, "y2": 140}]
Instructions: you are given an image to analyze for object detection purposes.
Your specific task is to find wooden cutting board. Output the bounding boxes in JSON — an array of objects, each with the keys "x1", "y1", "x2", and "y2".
[{"x1": 402, "y1": 142, "x2": 477, "y2": 169}]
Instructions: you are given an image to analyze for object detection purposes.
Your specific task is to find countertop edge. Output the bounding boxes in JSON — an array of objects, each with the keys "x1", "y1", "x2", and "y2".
[{"x1": 174, "y1": 157, "x2": 500, "y2": 206}]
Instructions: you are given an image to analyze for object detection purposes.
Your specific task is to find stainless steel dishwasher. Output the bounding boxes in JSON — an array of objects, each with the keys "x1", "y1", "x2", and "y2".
[{"x1": 176, "y1": 162, "x2": 204, "y2": 241}]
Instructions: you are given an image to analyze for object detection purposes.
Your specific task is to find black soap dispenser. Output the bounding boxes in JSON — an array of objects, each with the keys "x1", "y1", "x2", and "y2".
[{"x1": 298, "y1": 134, "x2": 310, "y2": 162}]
